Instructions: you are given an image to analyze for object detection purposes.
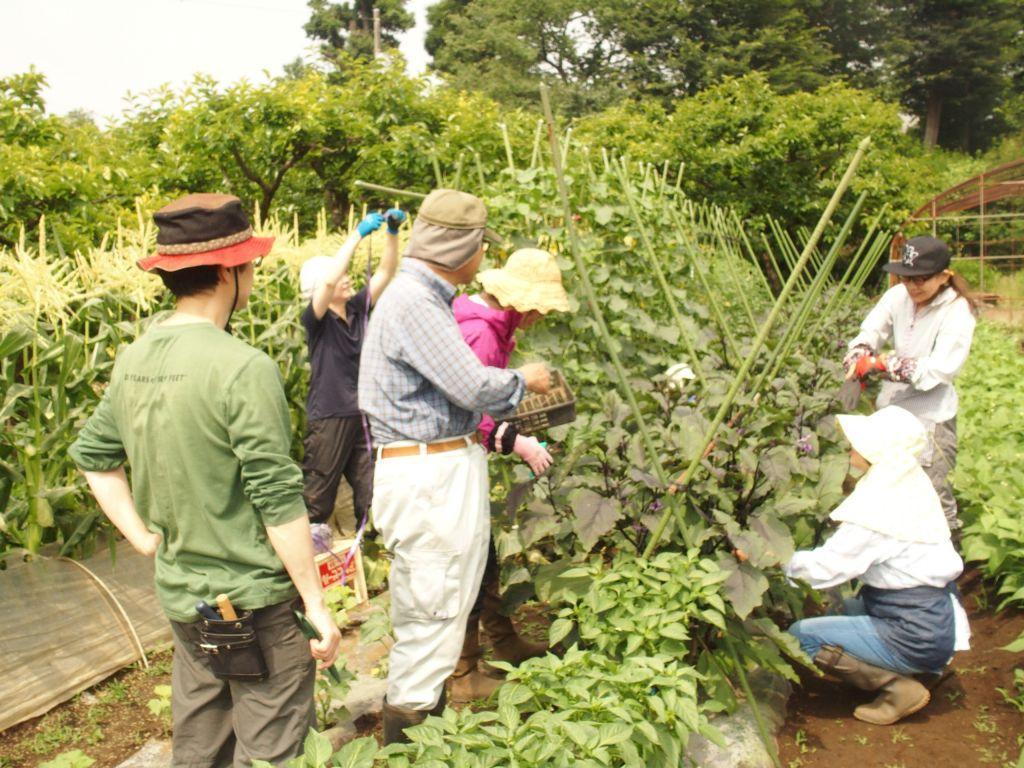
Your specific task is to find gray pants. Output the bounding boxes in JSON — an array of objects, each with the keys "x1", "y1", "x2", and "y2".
[
  {"x1": 924, "y1": 417, "x2": 959, "y2": 531},
  {"x1": 302, "y1": 416, "x2": 373, "y2": 527},
  {"x1": 170, "y1": 600, "x2": 315, "y2": 768}
]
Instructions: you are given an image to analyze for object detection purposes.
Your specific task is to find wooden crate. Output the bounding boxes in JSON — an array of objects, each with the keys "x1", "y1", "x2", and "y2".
[{"x1": 315, "y1": 537, "x2": 368, "y2": 605}]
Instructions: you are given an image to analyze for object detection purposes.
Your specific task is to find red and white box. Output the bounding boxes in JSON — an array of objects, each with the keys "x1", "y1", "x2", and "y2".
[{"x1": 315, "y1": 538, "x2": 368, "y2": 605}]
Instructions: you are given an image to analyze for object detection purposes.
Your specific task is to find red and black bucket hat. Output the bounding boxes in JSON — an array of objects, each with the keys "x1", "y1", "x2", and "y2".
[{"x1": 137, "y1": 193, "x2": 275, "y2": 272}]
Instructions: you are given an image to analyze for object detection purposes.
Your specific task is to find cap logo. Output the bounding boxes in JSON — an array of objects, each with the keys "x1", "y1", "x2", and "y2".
[{"x1": 901, "y1": 243, "x2": 919, "y2": 266}]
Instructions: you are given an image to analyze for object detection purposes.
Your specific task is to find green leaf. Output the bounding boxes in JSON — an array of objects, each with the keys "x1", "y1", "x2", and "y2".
[
  {"x1": 303, "y1": 729, "x2": 333, "y2": 767},
  {"x1": 570, "y1": 489, "x2": 623, "y2": 551},
  {"x1": 548, "y1": 617, "x2": 574, "y2": 646},
  {"x1": 716, "y1": 556, "x2": 769, "y2": 619},
  {"x1": 1000, "y1": 630, "x2": 1024, "y2": 653},
  {"x1": 747, "y1": 512, "x2": 794, "y2": 567}
]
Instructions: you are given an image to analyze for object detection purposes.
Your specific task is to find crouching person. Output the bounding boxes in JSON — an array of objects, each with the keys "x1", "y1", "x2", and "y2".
[
  {"x1": 357, "y1": 189, "x2": 552, "y2": 744},
  {"x1": 784, "y1": 406, "x2": 969, "y2": 725},
  {"x1": 69, "y1": 194, "x2": 341, "y2": 767}
]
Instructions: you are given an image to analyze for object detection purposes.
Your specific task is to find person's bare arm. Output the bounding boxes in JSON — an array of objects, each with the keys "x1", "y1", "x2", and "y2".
[
  {"x1": 310, "y1": 231, "x2": 362, "y2": 320},
  {"x1": 369, "y1": 208, "x2": 405, "y2": 305},
  {"x1": 369, "y1": 229, "x2": 400, "y2": 305},
  {"x1": 82, "y1": 468, "x2": 161, "y2": 556},
  {"x1": 265, "y1": 515, "x2": 342, "y2": 666}
]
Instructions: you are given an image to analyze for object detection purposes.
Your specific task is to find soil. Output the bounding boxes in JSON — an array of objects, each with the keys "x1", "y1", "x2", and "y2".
[
  {"x1": 0, "y1": 602, "x2": 551, "y2": 767},
  {"x1": 778, "y1": 571, "x2": 1024, "y2": 768},
  {"x1": 6, "y1": 586, "x2": 1018, "y2": 768},
  {"x1": 0, "y1": 649, "x2": 173, "y2": 768}
]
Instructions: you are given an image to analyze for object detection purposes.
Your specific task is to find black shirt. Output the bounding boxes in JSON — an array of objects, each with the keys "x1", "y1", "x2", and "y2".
[{"x1": 302, "y1": 287, "x2": 369, "y2": 421}]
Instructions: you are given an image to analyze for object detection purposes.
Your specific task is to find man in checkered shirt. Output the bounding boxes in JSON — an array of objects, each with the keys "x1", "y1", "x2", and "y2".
[{"x1": 358, "y1": 189, "x2": 551, "y2": 744}]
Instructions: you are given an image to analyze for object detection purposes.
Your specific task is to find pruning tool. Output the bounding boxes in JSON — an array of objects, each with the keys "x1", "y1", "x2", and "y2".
[
  {"x1": 528, "y1": 441, "x2": 549, "y2": 480},
  {"x1": 293, "y1": 609, "x2": 344, "y2": 684},
  {"x1": 838, "y1": 355, "x2": 887, "y2": 411},
  {"x1": 195, "y1": 600, "x2": 221, "y2": 621}
]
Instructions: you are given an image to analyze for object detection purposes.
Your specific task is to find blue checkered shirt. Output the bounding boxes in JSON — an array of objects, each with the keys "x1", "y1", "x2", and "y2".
[{"x1": 358, "y1": 259, "x2": 526, "y2": 444}]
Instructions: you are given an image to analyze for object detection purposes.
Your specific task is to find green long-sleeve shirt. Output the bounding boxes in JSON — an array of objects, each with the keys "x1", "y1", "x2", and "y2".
[{"x1": 69, "y1": 320, "x2": 306, "y2": 622}]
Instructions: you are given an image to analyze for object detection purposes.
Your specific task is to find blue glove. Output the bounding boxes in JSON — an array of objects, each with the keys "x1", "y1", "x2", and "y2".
[
  {"x1": 357, "y1": 212, "x2": 385, "y2": 238},
  {"x1": 385, "y1": 208, "x2": 407, "y2": 235}
]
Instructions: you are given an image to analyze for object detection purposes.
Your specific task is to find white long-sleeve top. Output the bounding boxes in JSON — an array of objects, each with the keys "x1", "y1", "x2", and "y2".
[
  {"x1": 849, "y1": 284, "x2": 976, "y2": 425},
  {"x1": 786, "y1": 522, "x2": 971, "y2": 650}
]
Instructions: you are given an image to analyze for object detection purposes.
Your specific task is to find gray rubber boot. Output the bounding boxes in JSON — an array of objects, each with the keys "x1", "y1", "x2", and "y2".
[{"x1": 814, "y1": 645, "x2": 931, "y2": 725}]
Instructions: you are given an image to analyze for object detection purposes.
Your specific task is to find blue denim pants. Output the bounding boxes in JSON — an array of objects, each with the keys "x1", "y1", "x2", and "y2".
[{"x1": 788, "y1": 597, "x2": 928, "y2": 675}]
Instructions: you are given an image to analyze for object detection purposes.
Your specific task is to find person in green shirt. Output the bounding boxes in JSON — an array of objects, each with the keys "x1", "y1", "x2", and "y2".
[{"x1": 68, "y1": 193, "x2": 341, "y2": 768}]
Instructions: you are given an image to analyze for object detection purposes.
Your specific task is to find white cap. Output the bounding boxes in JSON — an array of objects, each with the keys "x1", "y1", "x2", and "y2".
[{"x1": 299, "y1": 255, "x2": 333, "y2": 300}]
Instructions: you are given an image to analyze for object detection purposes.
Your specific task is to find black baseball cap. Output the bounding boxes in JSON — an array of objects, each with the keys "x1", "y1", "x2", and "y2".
[{"x1": 883, "y1": 236, "x2": 951, "y2": 277}]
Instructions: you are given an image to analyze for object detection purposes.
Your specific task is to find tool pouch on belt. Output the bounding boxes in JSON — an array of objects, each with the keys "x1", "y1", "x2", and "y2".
[{"x1": 197, "y1": 610, "x2": 269, "y2": 682}]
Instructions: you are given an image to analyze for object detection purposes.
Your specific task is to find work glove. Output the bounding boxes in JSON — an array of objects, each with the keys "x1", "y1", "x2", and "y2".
[
  {"x1": 885, "y1": 355, "x2": 917, "y2": 383},
  {"x1": 514, "y1": 435, "x2": 553, "y2": 476},
  {"x1": 842, "y1": 344, "x2": 873, "y2": 374},
  {"x1": 385, "y1": 208, "x2": 406, "y2": 234},
  {"x1": 356, "y1": 212, "x2": 385, "y2": 238},
  {"x1": 853, "y1": 354, "x2": 888, "y2": 380}
]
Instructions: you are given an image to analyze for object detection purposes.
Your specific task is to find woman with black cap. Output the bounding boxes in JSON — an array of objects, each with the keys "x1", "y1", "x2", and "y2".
[{"x1": 842, "y1": 235, "x2": 977, "y2": 537}]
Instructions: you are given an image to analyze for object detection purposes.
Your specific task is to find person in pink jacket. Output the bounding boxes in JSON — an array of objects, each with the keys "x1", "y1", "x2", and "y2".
[{"x1": 449, "y1": 247, "x2": 571, "y2": 701}]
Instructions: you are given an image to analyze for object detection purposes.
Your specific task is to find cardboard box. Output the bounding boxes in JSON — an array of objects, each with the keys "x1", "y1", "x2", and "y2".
[{"x1": 315, "y1": 538, "x2": 368, "y2": 605}]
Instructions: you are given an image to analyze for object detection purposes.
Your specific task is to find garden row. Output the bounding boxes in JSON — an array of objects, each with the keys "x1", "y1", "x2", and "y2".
[{"x1": 4, "y1": 123, "x2": 893, "y2": 765}]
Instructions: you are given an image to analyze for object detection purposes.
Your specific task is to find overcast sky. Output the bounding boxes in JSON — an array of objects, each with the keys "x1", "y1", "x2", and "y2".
[{"x1": 0, "y1": 0, "x2": 437, "y2": 121}]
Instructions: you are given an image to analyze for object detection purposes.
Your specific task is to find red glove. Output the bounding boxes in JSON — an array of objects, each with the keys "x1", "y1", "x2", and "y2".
[{"x1": 853, "y1": 355, "x2": 887, "y2": 379}]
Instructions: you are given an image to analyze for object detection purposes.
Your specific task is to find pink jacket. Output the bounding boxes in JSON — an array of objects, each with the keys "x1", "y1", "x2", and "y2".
[{"x1": 452, "y1": 294, "x2": 522, "y2": 449}]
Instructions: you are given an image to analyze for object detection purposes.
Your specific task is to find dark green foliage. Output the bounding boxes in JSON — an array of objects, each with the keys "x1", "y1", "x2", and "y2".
[
  {"x1": 304, "y1": 0, "x2": 414, "y2": 65},
  {"x1": 879, "y1": 0, "x2": 1023, "y2": 151}
]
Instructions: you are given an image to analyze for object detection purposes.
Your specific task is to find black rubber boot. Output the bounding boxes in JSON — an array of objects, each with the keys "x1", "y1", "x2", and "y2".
[{"x1": 382, "y1": 698, "x2": 429, "y2": 745}]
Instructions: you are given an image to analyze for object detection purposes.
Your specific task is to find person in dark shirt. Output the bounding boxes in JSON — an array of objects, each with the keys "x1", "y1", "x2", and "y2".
[{"x1": 299, "y1": 209, "x2": 404, "y2": 529}]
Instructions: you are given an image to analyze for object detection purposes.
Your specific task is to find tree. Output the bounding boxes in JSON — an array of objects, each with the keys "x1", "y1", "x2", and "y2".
[
  {"x1": 426, "y1": 0, "x2": 842, "y2": 113},
  {"x1": 574, "y1": 73, "x2": 960, "y2": 241},
  {"x1": 305, "y1": 0, "x2": 414, "y2": 66},
  {"x1": 428, "y1": 0, "x2": 626, "y2": 115},
  {"x1": 0, "y1": 69, "x2": 148, "y2": 251},
  {"x1": 880, "y1": 0, "x2": 1023, "y2": 150}
]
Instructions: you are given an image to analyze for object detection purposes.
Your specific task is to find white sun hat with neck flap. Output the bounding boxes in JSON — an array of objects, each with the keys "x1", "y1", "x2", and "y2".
[{"x1": 830, "y1": 406, "x2": 950, "y2": 544}]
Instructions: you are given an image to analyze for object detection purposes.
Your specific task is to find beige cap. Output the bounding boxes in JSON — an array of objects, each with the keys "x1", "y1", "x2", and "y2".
[
  {"x1": 477, "y1": 248, "x2": 571, "y2": 314},
  {"x1": 417, "y1": 188, "x2": 500, "y2": 243}
]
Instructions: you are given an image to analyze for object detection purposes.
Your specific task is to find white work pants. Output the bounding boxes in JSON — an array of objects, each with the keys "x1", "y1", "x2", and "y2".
[{"x1": 371, "y1": 440, "x2": 490, "y2": 710}]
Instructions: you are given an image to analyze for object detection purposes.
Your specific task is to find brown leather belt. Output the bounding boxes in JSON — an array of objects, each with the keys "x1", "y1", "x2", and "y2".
[{"x1": 379, "y1": 434, "x2": 478, "y2": 459}]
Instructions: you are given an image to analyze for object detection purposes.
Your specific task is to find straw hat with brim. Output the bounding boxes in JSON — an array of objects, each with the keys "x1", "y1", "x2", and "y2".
[
  {"x1": 137, "y1": 193, "x2": 275, "y2": 272},
  {"x1": 477, "y1": 248, "x2": 570, "y2": 314}
]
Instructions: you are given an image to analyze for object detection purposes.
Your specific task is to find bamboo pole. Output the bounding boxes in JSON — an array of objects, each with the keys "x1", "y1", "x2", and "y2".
[
  {"x1": 725, "y1": 637, "x2": 783, "y2": 768},
  {"x1": 354, "y1": 180, "x2": 427, "y2": 200},
  {"x1": 499, "y1": 123, "x2": 515, "y2": 172},
  {"x1": 530, "y1": 118, "x2": 544, "y2": 168},
  {"x1": 642, "y1": 137, "x2": 871, "y2": 558},
  {"x1": 731, "y1": 211, "x2": 775, "y2": 299},
  {"x1": 805, "y1": 206, "x2": 889, "y2": 339},
  {"x1": 752, "y1": 192, "x2": 868, "y2": 393},
  {"x1": 452, "y1": 151, "x2": 465, "y2": 189},
  {"x1": 710, "y1": 213, "x2": 760, "y2": 328},
  {"x1": 615, "y1": 160, "x2": 707, "y2": 379},
  {"x1": 666, "y1": 206, "x2": 741, "y2": 366},
  {"x1": 539, "y1": 84, "x2": 689, "y2": 543}
]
